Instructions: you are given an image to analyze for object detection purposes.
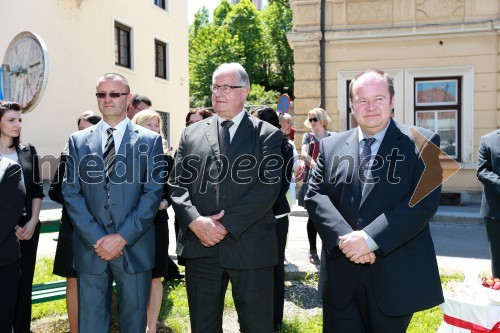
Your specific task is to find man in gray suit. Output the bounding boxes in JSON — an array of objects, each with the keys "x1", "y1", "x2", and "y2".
[
  {"x1": 62, "y1": 73, "x2": 164, "y2": 333},
  {"x1": 168, "y1": 63, "x2": 283, "y2": 332},
  {"x1": 477, "y1": 129, "x2": 500, "y2": 277}
]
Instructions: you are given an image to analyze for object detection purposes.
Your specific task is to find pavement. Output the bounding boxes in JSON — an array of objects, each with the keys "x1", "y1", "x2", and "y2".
[{"x1": 37, "y1": 188, "x2": 492, "y2": 278}]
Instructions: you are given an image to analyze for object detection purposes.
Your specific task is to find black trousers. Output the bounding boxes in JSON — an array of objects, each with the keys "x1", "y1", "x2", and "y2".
[
  {"x1": 322, "y1": 266, "x2": 412, "y2": 333},
  {"x1": 485, "y1": 217, "x2": 500, "y2": 277},
  {"x1": 13, "y1": 222, "x2": 40, "y2": 333},
  {"x1": 185, "y1": 255, "x2": 274, "y2": 333},
  {"x1": 274, "y1": 215, "x2": 289, "y2": 331},
  {"x1": 0, "y1": 260, "x2": 21, "y2": 332}
]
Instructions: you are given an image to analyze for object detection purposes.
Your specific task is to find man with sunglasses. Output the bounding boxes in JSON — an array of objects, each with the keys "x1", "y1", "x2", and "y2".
[
  {"x1": 62, "y1": 73, "x2": 165, "y2": 333},
  {"x1": 169, "y1": 63, "x2": 283, "y2": 332}
]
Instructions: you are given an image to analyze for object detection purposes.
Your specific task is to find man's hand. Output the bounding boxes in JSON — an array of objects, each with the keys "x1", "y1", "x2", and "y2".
[
  {"x1": 339, "y1": 231, "x2": 375, "y2": 264},
  {"x1": 189, "y1": 211, "x2": 228, "y2": 247},
  {"x1": 94, "y1": 234, "x2": 127, "y2": 261}
]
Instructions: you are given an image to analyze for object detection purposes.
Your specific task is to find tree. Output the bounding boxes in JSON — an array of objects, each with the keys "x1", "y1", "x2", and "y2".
[
  {"x1": 268, "y1": 0, "x2": 290, "y2": 8},
  {"x1": 213, "y1": 0, "x2": 232, "y2": 26},
  {"x1": 222, "y1": 0, "x2": 267, "y2": 86},
  {"x1": 190, "y1": 7, "x2": 210, "y2": 37},
  {"x1": 189, "y1": 25, "x2": 245, "y2": 107},
  {"x1": 261, "y1": 1, "x2": 294, "y2": 97}
]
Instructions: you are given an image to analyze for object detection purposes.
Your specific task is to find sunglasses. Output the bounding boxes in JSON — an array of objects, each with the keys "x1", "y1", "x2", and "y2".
[
  {"x1": 95, "y1": 92, "x2": 129, "y2": 99},
  {"x1": 308, "y1": 117, "x2": 319, "y2": 123}
]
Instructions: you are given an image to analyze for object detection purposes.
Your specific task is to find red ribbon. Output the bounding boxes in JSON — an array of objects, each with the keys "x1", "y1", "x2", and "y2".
[{"x1": 444, "y1": 314, "x2": 500, "y2": 333}]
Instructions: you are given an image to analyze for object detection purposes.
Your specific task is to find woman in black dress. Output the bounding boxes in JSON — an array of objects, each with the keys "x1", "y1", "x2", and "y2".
[
  {"x1": 0, "y1": 101, "x2": 45, "y2": 333},
  {"x1": 51, "y1": 111, "x2": 101, "y2": 333},
  {"x1": 0, "y1": 154, "x2": 26, "y2": 331}
]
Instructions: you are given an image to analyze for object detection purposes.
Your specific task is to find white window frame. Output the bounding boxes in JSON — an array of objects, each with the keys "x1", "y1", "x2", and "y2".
[{"x1": 405, "y1": 66, "x2": 474, "y2": 165}]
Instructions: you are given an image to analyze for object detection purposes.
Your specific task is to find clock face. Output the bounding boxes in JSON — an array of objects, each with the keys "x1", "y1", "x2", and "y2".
[{"x1": 2, "y1": 31, "x2": 49, "y2": 113}]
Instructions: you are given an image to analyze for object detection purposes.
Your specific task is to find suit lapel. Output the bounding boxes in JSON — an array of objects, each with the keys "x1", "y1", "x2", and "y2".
[
  {"x1": 87, "y1": 127, "x2": 102, "y2": 155},
  {"x1": 345, "y1": 131, "x2": 362, "y2": 204},
  {"x1": 227, "y1": 112, "x2": 252, "y2": 159},
  {"x1": 204, "y1": 116, "x2": 221, "y2": 157},
  {"x1": 117, "y1": 123, "x2": 138, "y2": 156}
]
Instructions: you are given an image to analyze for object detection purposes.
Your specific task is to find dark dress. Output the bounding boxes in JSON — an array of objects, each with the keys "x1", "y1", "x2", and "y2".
[
  {"x1": 51, "y1": 154, "x2": 76, "y2": 278},
  {"x1": 14, "y1": 144, "x2": 45, "y2": 333},
  {"x1": 0, "y1": 158, "x2": 25, "y2": 332}
]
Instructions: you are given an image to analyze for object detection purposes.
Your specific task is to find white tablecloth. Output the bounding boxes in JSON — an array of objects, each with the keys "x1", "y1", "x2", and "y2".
[{"x1": 438, "y1": 294, "x2": 500, "y2": 332}]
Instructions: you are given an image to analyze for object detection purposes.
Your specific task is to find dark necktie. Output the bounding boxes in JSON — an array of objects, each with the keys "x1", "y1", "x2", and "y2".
[
  {"x1": 219, "y1": 120, "x2": 234, "y2": 156},
  {"x1": 359, "y1": 137, "x2": 376, "y2": 188},
  {"x1": 103, "y1": 128, "x2": 116, "y2": 190}
]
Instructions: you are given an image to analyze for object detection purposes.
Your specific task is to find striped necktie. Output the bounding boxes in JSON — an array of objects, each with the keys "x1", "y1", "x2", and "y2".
[
  {"x1": 359, "y1": 137, "x2": 376, "y2": 189},
  {"x1": 103, "y1": 128, "x2": 116, "y2": 189}
]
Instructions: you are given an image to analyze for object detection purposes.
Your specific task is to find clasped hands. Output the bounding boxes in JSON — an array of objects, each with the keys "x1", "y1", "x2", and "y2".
[
  {"x1": 94, "y1": 234, "x2": 127, "y2": 261},
  {"x1": 189, "y1": 210, "x2": 228, "y2": 247},
  {"x1": 339, "y1": 231, "x2": 376, "y2": 265}
]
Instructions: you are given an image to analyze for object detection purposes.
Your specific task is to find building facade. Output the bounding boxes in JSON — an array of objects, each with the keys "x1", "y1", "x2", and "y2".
[
  {"x1": 0, "y1": 0, "x2": 189, "y2": 179},
  {"x1": 287, "y1": 0, "x2": 500, "y2": 203}
]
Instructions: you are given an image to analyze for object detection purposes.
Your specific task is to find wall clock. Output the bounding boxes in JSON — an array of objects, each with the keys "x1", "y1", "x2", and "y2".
[{"x1": 1, "y1": 31, "x2": 49, "y2": 113}]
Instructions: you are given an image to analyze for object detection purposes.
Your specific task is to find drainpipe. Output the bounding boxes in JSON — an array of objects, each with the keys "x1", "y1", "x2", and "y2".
[{"x1": 320, "y1": 0, "x2": 326, "y2": 108}]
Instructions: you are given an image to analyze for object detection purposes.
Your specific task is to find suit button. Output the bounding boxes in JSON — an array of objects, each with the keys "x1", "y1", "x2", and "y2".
[
  {"x1": 106, "y1": 223, "x2": 113, "y2": 228},
  {"x1": 104, "y1": 205, "x2": 109, "y2": 209}
]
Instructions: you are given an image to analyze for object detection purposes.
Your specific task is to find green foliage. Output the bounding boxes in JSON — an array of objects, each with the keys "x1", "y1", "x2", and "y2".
[
  {"x1": 281, "y1": 314, "x2": 323, "y2": 332},
  {"x1": 213, "y1": 0, "x2": 232, "y2": 26},
  {"x1": 189, "y1": 25, "x2": 245, "y2": 107},
  {"x1": 190, "y1": 7, "x2": 210, "y2": 37},
  {"x1": 189, "y1": 0, "x2": 294, "y2": 107},
  {"x1": 247, "y1": 84, "x2": 280, "y2": 106},
  {"x1": 407, "y1": 306, "x2": 442, "y2": 333},
  {"x1": 269, "y1": 0, "x2": 290, "y2": 8}
]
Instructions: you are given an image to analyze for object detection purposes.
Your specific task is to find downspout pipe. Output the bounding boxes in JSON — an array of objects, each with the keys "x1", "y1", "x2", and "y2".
[{"x1": 320, "y1": 0, "x2": 326, "y2": 108}]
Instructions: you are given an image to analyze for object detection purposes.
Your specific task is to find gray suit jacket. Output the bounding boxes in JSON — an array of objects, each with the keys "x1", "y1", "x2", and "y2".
[
  {"x1": 478, "y1": 129, "x2": 500, "y2": 219},
  {"x1": 305, "y1": 120, "x2": 444, "y2": 316},
  {"x1": 168, "y1": 113, "x2": 283, "y2": 269},
  {"x1": 62, "y1": 121, "x2": 164, "y2": 275}
]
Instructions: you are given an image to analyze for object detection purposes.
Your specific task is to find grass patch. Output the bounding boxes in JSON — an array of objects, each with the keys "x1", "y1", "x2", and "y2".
[{"x1": 32, "y1": 258, "x2": 66, "y2": 320}]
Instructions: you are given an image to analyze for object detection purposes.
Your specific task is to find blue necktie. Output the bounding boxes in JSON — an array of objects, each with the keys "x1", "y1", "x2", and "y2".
[{"x1": 359, "y1": 137, "x2": 376, "y2": 188}]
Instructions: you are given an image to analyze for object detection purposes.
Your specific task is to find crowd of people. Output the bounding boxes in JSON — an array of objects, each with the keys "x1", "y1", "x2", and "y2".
[{"x1": 0, "y1": 64, "x2": 498, "y2": 333}]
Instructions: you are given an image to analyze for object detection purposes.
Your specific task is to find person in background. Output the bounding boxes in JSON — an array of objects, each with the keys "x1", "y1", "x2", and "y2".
[
  {"x1": 305, "y1": 69, "x2": 443, "y2": 332},
  {"x1": 127, "y1": 93, "x2": 152, "y2": 119},
  {"x1": 62, "y1": 73, "x2": 164, "y2": 332},
  {"x1": 168, "y1": 63, "x2": 283, "y2": 332},
  {"x1": 297, "y1": 107, "x2": 334, "y2": 265},
  {"x1": 253, "y1": 106, "x2": 294, "y2": 332},
  {"x1": 51, "y1": 111, "x2": 102, "y2": 333},
  {"x1": 0, "y1": 101, "x2": 45, "y2": 333},
  {"x1": 131, "y1": 109, "x2": 177, "y2": 333},
  {"x1": 185, "y1": 108, "x2": 212, "y2": 127},
  {"x1": 0, "y1": 103, "x2": 26, "y2": 332},
  {"x1": 477, "y1": 129, "x2": 500, "y2": 277},
  {"x1": 279, "y1": 112, "x2": 295, "y2": 141}
]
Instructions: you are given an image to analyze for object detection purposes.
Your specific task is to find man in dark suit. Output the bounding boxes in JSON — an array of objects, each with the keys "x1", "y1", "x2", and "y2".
[
  {"x1": 62, "y1": 73, "x2": 164, "y2": 333},
  {"x1": 305, "y1": 69, "x2": 444, "y2": 332},
  {"x1": 477, "y1": 129, "x2": 500, "y2": 277},
  {"x1": 168, "y1": 63, "x2": 283, "y2": 332}
]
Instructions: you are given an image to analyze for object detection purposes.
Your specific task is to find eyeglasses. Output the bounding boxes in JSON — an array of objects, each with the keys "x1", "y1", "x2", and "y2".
[
  {"x1": 209, "y1": 84, "x2": 244, "y2": 93},
  {"x1": 308, "y1": 117, "x2": 319, "y2": 123},
  {"x1": 95, "y1": 92, "x2": 129, "y2": 99}
]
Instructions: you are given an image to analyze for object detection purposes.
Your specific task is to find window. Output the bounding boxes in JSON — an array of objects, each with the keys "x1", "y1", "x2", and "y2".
[
  {"x1": 155, "y1": 40, "x2": 168, "y2": 80},
  {"x1": 414, "y1": 77, "x2": 461, "y2": 160},
  {"x1": 154, "y1": 0, "x2": 167, "y2": 10},
  {"x1": 156, "y1": 110, "x2": 170, "y2": 145},
  {"x1": 115, "y1": 22, "x2": 131, "y2": 68}
]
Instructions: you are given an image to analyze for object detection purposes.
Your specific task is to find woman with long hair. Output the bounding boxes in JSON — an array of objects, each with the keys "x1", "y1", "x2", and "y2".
[{"x1": 0, "y1": 101, "x2": 45, "y2": 332}]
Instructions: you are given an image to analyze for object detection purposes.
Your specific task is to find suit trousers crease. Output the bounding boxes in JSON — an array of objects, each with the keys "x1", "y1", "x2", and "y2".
[{"x1": 185, "y1": 254, "x2": 274, "y2": 333}]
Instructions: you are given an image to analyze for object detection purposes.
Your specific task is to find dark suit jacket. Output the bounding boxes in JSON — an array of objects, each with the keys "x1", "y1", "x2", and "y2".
[
  {"x1": 305, "y1": 120, "x2": 444, "y2": 316},
  {"x1": 168, "y1": 113, "x2": 283, "y2": 269},
  {"x1": 16, "y1": 144, "x2": 45, "y2": 224},
  {"x1": 62, "y1": 122, "x2": 165, "y2": 275},
  {"x1": 477, "y1": 129, "x2": 500, "y2": 219},
  {"x1": 0, "y1": 159, "x2": 25, "y2": 265},
  {"x1": 273, "y1": 137, "x2": 294, "y2": 216}
]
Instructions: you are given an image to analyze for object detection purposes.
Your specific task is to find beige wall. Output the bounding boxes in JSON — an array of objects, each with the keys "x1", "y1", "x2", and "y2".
[
  {"x1": 287, "y1": 0, "x2": 500, "y2": 202},
  {"x1": 1, "y1": 0, "x2": 189, "y2": 179}
]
